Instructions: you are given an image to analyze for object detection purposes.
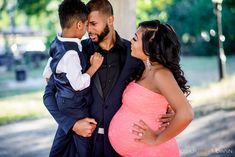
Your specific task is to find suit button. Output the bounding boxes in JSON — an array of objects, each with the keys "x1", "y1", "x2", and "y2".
[{"x1": 104, "y1": 105, "x2": 108, "y2": 109}]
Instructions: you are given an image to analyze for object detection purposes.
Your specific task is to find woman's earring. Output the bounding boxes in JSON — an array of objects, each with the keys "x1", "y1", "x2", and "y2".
[{"x1": 146, "y1": 58, "x2": 151, "y2": 69}]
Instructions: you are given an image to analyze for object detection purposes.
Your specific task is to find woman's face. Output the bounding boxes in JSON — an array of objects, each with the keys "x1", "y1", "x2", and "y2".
[{"x1": 130, "y1": 27, "x2": 148, "y2": 60}]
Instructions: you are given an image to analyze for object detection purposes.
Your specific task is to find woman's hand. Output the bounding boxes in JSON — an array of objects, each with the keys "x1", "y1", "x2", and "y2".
[{"x1": 131, "y1": 120, "x2": 164, "y2": 145}]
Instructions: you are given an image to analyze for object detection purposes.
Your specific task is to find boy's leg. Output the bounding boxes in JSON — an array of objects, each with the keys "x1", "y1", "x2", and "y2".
[
  {"x1": 73, "y1": 134, "x2": 92, "y2": 157},
  {"x1": 91, "y1": 134, "x2": 104, "y2": 157},
  {"x1": 50, "y1": 127, "x2": 76, "y2": 157}
]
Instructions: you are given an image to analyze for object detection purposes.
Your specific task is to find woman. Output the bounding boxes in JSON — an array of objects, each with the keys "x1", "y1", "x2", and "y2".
[{"x1": 108, "y1": 20, "x2": 194, "y2": 157}]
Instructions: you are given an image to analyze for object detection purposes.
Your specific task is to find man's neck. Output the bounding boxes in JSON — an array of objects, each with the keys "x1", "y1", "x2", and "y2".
[{"x1": 99, "y1": 30, "x2": 116, "y2": 51}]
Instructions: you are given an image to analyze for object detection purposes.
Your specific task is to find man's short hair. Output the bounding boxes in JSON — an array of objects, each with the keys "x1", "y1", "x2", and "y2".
[
  {"x1": 86, "y1": 0, "x2": 113, "y2": 16},
  {"x1": 58, "y1": 0, "x2": 88, "y2": 29}
]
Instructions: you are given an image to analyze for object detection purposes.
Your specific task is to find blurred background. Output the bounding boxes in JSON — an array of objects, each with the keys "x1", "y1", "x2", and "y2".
[{"x1": 0, "y1": 0, "x2": 234, "y2": 157}]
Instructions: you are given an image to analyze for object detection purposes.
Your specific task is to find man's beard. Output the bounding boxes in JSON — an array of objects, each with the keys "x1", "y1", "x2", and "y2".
[{"x1": 95, "y1": 24, "x2": 110, "y2": 44}]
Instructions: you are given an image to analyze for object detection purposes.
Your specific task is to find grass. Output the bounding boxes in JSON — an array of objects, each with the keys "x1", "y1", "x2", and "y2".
[
  {"x1": 0, "y1": 90, "x2": 49, "y2": 125},
  {"x1": 0, "y1": 88, "x2": 42, "y2": 98},
  {"x1": 189, "y1": 75, "x2": 235, "y2": 118},
  {"x1": 0, "y1": 60, "x2": 48, "y2": 125},
  {"x1": 193, "y1": 92, "x2": 235, "y2": 118},
  {"x1": 189, "y1": 75, "x2": 235, "y2": 106}
]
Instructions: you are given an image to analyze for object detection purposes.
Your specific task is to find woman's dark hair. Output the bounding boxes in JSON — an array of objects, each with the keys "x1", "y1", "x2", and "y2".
[
  {"x1": 58, "y1": 0, "x2": 88, "y2": 29},
  {"x1": 129, "y1": 20, "x2": 190, "y2": 96}
]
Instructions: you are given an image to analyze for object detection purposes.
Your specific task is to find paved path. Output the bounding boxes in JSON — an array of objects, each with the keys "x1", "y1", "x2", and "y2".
[
  {"x1": 0, "y1": 111, "x2": 235, "y2": 157},
  {"x1": 0, "y1": 118, "x2": 56, "y2": 157},
  {"x1": 177, "y1": 110, "x2": 235, "y2": 157}
]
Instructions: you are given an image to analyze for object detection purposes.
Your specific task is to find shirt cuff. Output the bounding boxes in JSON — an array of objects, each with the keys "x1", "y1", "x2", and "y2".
[{"x1": 42, "y1": 68, "x2": 52, "y2": 79}]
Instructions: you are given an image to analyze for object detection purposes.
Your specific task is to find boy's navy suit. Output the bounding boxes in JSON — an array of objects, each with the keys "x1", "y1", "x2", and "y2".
[
  {"x1": 44, "y1": 37, "x2": 92, "y2": 157},
  {"x1": 43, "y1": 34, "x2": 140, "y2": 157}
]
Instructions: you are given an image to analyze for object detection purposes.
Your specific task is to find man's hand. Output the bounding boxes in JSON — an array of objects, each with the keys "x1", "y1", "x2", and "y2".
[
  {"x1": 158, "y1": 105, "x2": 175, "y2": 128},
  {"x1": 72, "y1": 118, "x2": 97, "y2": 137}
]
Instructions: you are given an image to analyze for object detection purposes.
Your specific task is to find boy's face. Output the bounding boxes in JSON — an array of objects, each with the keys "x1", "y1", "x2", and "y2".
[{"x1": 87, "y1": 11, "x2": 110, "y2": 43}]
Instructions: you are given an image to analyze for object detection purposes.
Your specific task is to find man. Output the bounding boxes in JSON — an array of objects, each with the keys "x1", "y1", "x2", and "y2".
[
  {"x1": 82, "y1": 1, "x2": 141, "y2": 156},
  {"x1": 43, "y1": 0, "x2": 174, "y2": 156}
]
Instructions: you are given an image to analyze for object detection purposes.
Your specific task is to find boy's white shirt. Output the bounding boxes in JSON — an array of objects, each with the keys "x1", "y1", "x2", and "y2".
[{"x1": 42, "y1": 34, "x2": 90, "y2": 91}]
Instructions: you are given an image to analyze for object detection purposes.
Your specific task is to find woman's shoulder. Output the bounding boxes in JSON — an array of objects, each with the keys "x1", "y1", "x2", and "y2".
[
  {"x1": 153, "y1": 67, "x2": 171, "y2": 77},
  {"x1": 153, "y1": 67, "x2": 176, "y2": 86}
]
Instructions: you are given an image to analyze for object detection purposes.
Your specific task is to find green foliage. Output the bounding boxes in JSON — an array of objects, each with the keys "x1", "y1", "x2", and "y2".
[
  {"x1": 1, "y1": 0, "x2": 234, "y2": 56},
  {"x1": 0, "y1": 0, "x2": 7, "y2": 11},
  {"x1": 136, "y1": 0, "x2": 235, "y2": 56},
  {"x1": 168, "y1": 0, "x2": 214, "y2": 36},
  {"x1": 17, "y1": 0, "x2": 49, "y2": 15},
  {"x1": 0, "y1": 91, "x2": 48, "y2": 125},
  {"x1": 17, "y1": 0, "x2": 62, "y2": 48},
  {"x1": 136, "y1": 0, "x2": 173, "y2": 25},
  {"x1": 222, "y1": 0, "x2": 235, "y2": 53},
  {"x1": 0, "y1": 0, "x2": 62, "y2": 50}
]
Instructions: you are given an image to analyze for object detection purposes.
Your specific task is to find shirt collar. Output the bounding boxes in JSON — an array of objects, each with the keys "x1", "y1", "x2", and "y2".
[
  {"x1": 92, "y1": 31, "x2": 126, "y2": 52},
  {"x1": 57, "y1": 33, "x2": 82, "y2": 52},
  {"x1": 115, "y1": 31, "x2": 125, "y2": 49}
]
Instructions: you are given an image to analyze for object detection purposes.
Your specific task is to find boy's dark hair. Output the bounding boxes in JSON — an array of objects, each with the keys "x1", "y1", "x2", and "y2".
[
  {"x1": 59, "y1": 0, "x2": 88, "y2": 29},
  {"x1": 86, "y1": 0, "x2": 113, "y2": 16}
]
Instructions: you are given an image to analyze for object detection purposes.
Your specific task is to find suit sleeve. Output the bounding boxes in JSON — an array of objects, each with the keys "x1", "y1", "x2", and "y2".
[{"x1": 43, "y1": 76, "x2": 77, "y2": 134}]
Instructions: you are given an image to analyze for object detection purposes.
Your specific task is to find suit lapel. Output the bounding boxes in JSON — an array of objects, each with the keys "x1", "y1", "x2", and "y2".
[
  {"x1": 86, "y1": 42, "x2": 104, "y2": 99},
  {"x1": 93, "y1": 73, "x2": 103, "y2": 98}
]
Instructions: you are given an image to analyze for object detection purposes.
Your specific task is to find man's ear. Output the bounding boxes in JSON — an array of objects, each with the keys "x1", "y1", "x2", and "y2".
[{"x1": 107, "y1": 16, "x2": 114, "y2": 26}]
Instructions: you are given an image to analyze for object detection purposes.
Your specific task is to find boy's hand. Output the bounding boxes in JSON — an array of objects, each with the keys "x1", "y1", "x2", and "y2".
[
  {"x1": 72, "y1": 118, "x2": 97, "y2": 137},
  {"x1": 90, "y1": 52, "x2": 103, "y2": 70},
  {"x1": 86, "y1": 52, "x2": 103, "y2": 77}
]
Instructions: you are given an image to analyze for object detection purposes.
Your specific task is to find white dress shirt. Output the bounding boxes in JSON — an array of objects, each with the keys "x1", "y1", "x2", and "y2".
[{"x1": 42, "y1": 34, "x2": 90, "y2": 91}]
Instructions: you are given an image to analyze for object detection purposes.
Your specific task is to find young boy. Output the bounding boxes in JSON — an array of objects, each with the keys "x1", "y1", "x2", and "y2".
[{"x1": 43, "y1": 0, "x2": 103, "y2": 156}]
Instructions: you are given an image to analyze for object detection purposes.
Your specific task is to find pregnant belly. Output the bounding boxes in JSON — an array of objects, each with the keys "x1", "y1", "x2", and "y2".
[{"x1": 108, "y1": 106, "x2": 165, "y2": 156}]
